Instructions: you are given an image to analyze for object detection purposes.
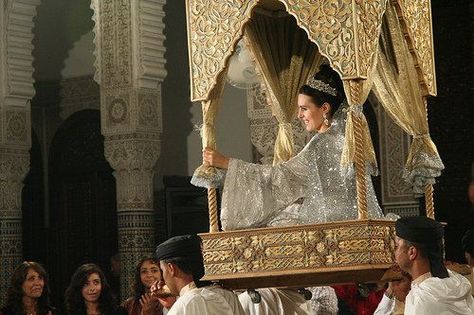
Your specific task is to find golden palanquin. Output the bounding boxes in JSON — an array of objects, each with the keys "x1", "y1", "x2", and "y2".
[
  {"x1": 200, "y1": 220, "x2": 395, "y2": 289},
  {"x1": 185, "y1": 0, "x2": 440, "y2": 288}
]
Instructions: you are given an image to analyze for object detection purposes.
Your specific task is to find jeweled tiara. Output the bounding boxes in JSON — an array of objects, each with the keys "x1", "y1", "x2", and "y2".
[{"x1": 306, "y1": 77, "x2": 337, "y2": 96}]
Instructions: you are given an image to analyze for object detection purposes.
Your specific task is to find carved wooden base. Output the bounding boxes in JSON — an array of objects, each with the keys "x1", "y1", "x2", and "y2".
[{"x1": 200, "y1": 219, "x2": 395, "y2": 289}]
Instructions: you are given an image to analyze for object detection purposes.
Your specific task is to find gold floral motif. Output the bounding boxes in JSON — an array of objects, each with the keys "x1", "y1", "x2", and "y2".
[
  {"x1": 395, "y1": 0, "x2": 436, "y2": 95},
  {"x1": 200, "y1": 220, "x2": 395, "y2": 278},
  {"x1": 282, "y1": 0, "x2": 355, "y2": 77},
  {"x1": 187, "y1": 0, "x2": 388, "y2": 101},
  {"x1": 355, "y1": 0, "x2": 387, "y2": 76},
  {"x1": 187, "y1": 0, "x2": 258, "y2": 101}
]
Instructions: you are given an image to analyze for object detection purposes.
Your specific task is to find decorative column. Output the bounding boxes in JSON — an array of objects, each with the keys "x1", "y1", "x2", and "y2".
[
  {"x1": 0, "y1": 0, "x2": 39, "y2": 304},
  {"x1": 91, "y1": 0, "x2": 166, "y2": 298},
  {"x1": 0, "y1": 149, "x2": 29, "y2": 302}
]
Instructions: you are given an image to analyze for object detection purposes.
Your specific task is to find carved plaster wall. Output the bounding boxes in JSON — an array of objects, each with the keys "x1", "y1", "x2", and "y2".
[
  {"x1": 370, "y1": 95, "x2": 420, "y2": 217},
  {"x1": 60, "y1": 76, "x2": 100, "y2": 121},
  {"x1": 1, "y1": 0, "x2": 39, "y2": 304}
]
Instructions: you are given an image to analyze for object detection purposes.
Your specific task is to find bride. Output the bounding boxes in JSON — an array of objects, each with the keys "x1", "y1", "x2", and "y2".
[{"x1": 199, "y1": 64, "x2": 383, "y2": 230}]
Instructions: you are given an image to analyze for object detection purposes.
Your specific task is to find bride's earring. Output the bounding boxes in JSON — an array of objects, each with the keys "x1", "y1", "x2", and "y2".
[{"x1": 323, "y1": 113, "x2": 330, "y2": 126}]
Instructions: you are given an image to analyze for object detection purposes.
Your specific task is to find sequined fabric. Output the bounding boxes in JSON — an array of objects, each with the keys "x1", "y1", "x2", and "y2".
[{"x1": 221, "y1": 109, "x2": 383, "y2": 230}]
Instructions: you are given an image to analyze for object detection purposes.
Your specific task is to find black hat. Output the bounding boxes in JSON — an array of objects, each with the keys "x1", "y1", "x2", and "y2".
[
  {"x1": 155, "y1": 234, "x2": 205, "y2": 280},
  {"x1": 395, "y1": 216, "x2": 444, "y2": 243},
  {"x1": 462, "y1": 229, "x2": 474, "y2": 255},
  {"x1": 395, "y1": 216, "x2": 448, "y2": 279}
]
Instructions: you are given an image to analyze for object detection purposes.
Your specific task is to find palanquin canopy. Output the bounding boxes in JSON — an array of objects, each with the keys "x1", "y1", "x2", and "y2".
[{"x1": 185, "y1": 0, "x2": 445, "y2": 288}]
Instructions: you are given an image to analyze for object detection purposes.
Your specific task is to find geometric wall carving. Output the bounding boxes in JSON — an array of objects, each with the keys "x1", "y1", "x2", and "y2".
[
  {"x1": 60, "y1": 75, "x2": 100, "y2": 121},
  {"x1": 370, "y1": 94, "x2": 419, "y2": 217}
]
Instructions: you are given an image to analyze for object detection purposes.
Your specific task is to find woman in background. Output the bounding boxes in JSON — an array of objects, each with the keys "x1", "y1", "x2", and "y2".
[
  {"x1": 65, "y1": 263, "x2": 124, "y2": 315},
  {"x1": 122, "y1": 258, "x2": 173, "y2": 315},
  {"x1": 0, "y1": 261, "x2": 55, "y2": 315}
]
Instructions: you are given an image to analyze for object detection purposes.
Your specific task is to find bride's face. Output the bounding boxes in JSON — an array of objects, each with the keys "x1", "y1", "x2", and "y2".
[{"x1": 297, "y1": 94, "x2": 330, "y2": 133}]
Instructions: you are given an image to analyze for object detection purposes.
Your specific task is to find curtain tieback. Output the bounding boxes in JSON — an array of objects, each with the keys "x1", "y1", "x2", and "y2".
[
  {"x1": 348, "y1": 104, "x2": 364, "y2": 115},
  {"x1": 278, "y1": 122, "x2": 293, "y2": 129},
  {"x1": 413, "y1": 133, "x2": 430, "y2": 139}
]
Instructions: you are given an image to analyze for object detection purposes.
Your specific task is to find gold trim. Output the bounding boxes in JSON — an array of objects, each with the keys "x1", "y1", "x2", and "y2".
[
  {"x1": 186, "y1": 0, "x2": 388, "y2": 101},
  {"x1": 200, "y1": 219, "x2": 396, "y2": 288},
  {"x1": 393, "y1": 0, "x2": 437, "y2": 96}
]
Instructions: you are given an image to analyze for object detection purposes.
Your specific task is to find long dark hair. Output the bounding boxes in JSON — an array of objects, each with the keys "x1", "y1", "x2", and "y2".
[
  {"x1": 131, "y1": 258, "x2": 158, "y2": 299},
  {"x1": 1, "y1": 261, "x2": 52, "y2": 315},
  {"x1": 64, "y1": 264, "x2": 117, "y2": 315},
  {"x1": 299, "y1": 64, "x2": 345, "y2": 117}
]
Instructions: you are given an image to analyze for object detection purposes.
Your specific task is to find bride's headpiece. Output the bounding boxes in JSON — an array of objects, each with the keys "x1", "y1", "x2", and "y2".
[{"x1": 306, "y1": 77, "x2": 338, "y2": 96}]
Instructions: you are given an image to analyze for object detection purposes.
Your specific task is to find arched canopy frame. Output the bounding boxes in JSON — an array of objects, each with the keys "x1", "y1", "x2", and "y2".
[{"x1": 185, "y1": 0, "x2": 436, "y2": 103}]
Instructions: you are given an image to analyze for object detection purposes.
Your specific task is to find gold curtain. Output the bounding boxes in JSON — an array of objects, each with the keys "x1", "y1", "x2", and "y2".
[
  {"x1": 245, "y1": 10, "x2": 321, "y2": 164},
  {"x1": 372, "y1": 4, "x2": 444, "y2": 194},
  {"x1": 192, "y1": 72, "x2": 227, "y2": 186},
  {"x1": 341, "y1": 74, "x2": 379, "y2": 175}
]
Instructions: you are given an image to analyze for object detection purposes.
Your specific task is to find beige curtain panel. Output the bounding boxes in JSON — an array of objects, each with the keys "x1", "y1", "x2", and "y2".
[
  {"x1": 245, "y1": 9, "x2": 322, "y2": 165},
  {"x1": 191, "y1": 72, "x2": 227, "y2": 188},
  {"x1": 372, "y1": 4, "x2": 444, "y2": 194}
]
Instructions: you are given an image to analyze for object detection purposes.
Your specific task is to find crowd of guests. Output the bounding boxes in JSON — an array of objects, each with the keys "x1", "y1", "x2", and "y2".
[
  {"x1": 0, "y1": 259, "x2": 174, "y2": 315},
  {"x1": 2, "y1": 217, "x2": 473, "y2": 315}
]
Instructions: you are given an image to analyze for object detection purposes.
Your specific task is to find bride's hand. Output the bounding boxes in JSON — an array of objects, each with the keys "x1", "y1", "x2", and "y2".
[{"x1": 203, "y1": 147, "x2": 230, "y2": 169}]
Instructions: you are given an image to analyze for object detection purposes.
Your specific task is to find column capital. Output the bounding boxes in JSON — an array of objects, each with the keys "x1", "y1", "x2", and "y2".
[
  {"x1": 104, "y1": 135, "x2": 159, "y2": 210},
  {"x1": 104, "y1": 134, "x2": 160, "y2": 172}
]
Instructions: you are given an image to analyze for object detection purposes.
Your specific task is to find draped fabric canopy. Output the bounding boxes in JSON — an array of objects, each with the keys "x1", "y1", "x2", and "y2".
[
  {"x1": 372, "y1": 4, "x2": 444, "y2": 194},
  {"x1": 245, "y1": 10, "x2": 322, "y2": 164}
]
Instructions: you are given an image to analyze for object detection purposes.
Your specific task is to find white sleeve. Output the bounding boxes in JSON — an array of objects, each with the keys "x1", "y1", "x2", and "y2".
[
  {"x1": 220, "y1": 148, "x2": 310, "y2": 230},
  {"x1": 373, "y1": 294, "x2": 396, "y2": 315}
]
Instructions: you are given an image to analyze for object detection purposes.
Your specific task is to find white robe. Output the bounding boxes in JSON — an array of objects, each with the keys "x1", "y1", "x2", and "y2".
[
  {"x1": 238, "y1": 288, "x2": 311, "y2": 315},
  {"x1": 220, "y1": 114, "x2": 382, "y2": 230},
  {"x1": 238, "y1": 287, "x2": 339, "y2": 315},
  {"x1": 404, "y1": 271, "x2": 474, "y2": 315},
  {"x1": 373, "y1": 294, "x2": 405, "y2": 315},
  {"x1": 167, "y1": 282, "x2": 246, "y2": 315}
]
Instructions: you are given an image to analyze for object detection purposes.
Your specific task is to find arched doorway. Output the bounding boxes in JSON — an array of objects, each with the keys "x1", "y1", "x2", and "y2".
[
  {"x1": 48, "y1": 109, "x2": 117, "y2": 305},
  {"x1": 22, "y1": 131, "x2": 46, "y2": 263}
]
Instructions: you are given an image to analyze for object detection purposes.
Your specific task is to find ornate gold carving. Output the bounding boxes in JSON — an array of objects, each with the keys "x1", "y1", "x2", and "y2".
[
  {"x1": 394, "y1": 0, "x2": 436, "y2": 96},
  {"x1": 187, "y1": 0, "x2": 387, "y2": 101},
  {"x1": 355, "y1": 0, "x2": 387, "y2": 74},
  {"x1": 187, "y1": 0, "x2": 258, "y2": 101},
  {"x1": 201, "y1": 220, "x2": 395, "y2": 285}
]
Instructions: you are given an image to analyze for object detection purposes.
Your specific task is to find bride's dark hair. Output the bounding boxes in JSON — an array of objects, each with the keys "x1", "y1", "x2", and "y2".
[{"x1": 299, "y1": 64, "x2": 345, "y2": 117}]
